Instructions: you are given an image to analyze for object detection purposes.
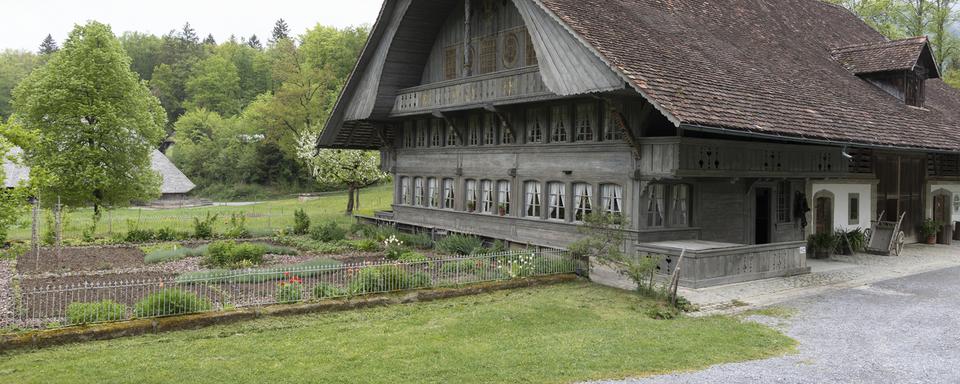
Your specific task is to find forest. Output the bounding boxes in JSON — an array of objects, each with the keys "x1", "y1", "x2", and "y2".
[{"x1": 0, "y1": 20, "x2": 370, "y2": 200}]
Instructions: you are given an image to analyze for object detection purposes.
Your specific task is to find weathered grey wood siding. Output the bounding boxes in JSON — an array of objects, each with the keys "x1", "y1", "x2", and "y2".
[{"x1": 638, "y1": 242, "x2": 810, "y2": 288}]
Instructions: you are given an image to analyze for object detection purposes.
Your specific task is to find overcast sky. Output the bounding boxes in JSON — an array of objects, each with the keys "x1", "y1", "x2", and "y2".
[{"x1": 0, "y1": 0, "x2": 384, "y2": 51}]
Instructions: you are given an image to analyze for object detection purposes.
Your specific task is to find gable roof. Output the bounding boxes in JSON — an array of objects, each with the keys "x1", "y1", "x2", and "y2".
[
  {"x1": 831, "y1": 36, "x2": 940, "y2": 77},
  {"x1": 535, "y1": 0, "x2": 960, "y2": 152},
  {"x1": 3, "y1": 148, "x2": 196, "y2": 194}
]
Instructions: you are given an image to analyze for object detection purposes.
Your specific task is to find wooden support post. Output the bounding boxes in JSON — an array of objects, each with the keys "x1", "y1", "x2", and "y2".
[
  {"x1": 433, "y1": 111, "x2": 465, "y2": 146},
  {"x1": 463, "y1": 0, "x2": 472, "y2": 77},
  {"x1": 604, "y1": 99, "x2": 643, "y2": 160},
  {"x1": 669, "y1": 248, "x2": 686, "y2": 306},
  {"x1": 484, "y1": 105, "x2": 517, "y2": 143}
]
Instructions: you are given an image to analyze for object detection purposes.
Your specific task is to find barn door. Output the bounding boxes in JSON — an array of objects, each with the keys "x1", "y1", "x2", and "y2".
[{"x1": 933, "y1": 192, "x2": 952, "y2": 245}]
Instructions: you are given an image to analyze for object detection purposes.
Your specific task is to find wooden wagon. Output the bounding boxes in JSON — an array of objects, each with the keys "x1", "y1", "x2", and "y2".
[{"x1": 865, "y1": 211, "x2": 906, "y2": 256}]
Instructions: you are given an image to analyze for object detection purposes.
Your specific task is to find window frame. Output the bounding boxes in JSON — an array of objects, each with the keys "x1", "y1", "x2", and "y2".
[
  {"x1": 849, "y1": 193, "x2": 860, "y2": 225},
  {"x1": 465, "y1": 179, "x2": 478, "y2": 212},
  {"x1": 574, "y1": 103, "x2": 595, "y2": 142},
  {"x1": 600, "y1": 184, "x2": 624, "y2": 216},
  {"x1": 573, "y1": 183, "x2": 594, "y2": 222},
  {"x1": 400, "y1": 177, "x2": 411, "y2": 205},
  {"x1": 776, "y1": 181, "x2": 792, "y2": 224},
  {"x1": 547, "y1": 182, "x2": 567, "y2": 221},
  {"x1": 550, "y1": 105, "x2": 569, "y2": 143},
  {"x1": 427, "y1": 177, "x2": 440, "y2": 208},
  {"x1": 413, "y1": 177, "x2": 425, "y2": 206},
  {"x1": 497, "y1": 180, "x2": 511, "y2": 215},
  {"x1": 524, "y1": 181, "x2": 542, "y2": 218},
  {"x1": 442, "y1": 178, "x2": 455, "y2": 210},
  {"x1": 480, "y1": 180, "x2": 495, "y2": 214},
  {"x1": 526, "y1": 107, "x2": 545, "y2": 144}
]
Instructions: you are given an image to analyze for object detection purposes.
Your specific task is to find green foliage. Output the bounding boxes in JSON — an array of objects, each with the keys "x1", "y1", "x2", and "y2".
[
  {"x1": 275, "y1": 276, "x2": 303, "y2": 304},
  {"x1": 67, "y1": 300, "x2": 128, "y2": 325},
  {"x1": 921, "y1": 218, "x2": 942, "y2": 238},
  {"x1": 204, "y1": 240, "x2": 266, "y2": 268},
  {"x1": 275, "y1": 235, "x2": 350, "y2": 254},
  {"x1": 156, "y1": 227, "x2": 190, "y2": 242},
  {"x1": 193, "y1": 212, "x2": 218, "y2": 239},
  {"x1": 398, "y1": 232, "x2": 433, "y2": 250},
  {"x1": 0, "y1": 242, "x2": 29, "y2": 261},
  {"x1": 223, "y1": 213, "x2": 250, "y2": 239},
  {"x1": 436, "y1": 234, "x2": 483, "y2": 256},
  {"x1": 808, "y1": 232, "x2": 838, "y2": 252},
  {"x1": 348, "y1": 265, "x2": 431, "y2": 294},
  {"x1": 13, "y1": 21, "x2": 166, "y2": 214},
  {"x1": 397, "y1": 251, "x2": 428, "y2": 263},
  {"x1": 310, "y1": 221, "x2": 346, "y2": 243},
  {"x1": 177, "y1": 258, "x2": 341, "y2": 284},
  {"x1": 350, "y1": 238, "x2": 381, "y2": 252},
  {"x1": 133, "y1": 288, "x2": 212, "y2": 318},
  {"x1": 124, "y1": 220, "x2": 157, "y2": 243},
  {"x1": 185, "y1": 55, "x2": 242, "y2": 116},
  {"x1": 440, "y1": 258, "x2": 492, "y2": 275},
  {"x1": 835, "y1": 228, "x2": 867, "y2": 254},
  {"x1": 313, "y1": 282, "x2": 346, "y2": 300},
  {"x1": 383, "y1": 235, "x2": 406, "y2": 260},
  {"x1": 299, "y1": 148, "x2": 387, "y2": 214},
  {"x1": 293, "y1": 208, "x2": 310, "y2": 235},
  {"x1": 0, "y1": 50, "x2": 42, "y2": 120},
  {"x1": 144, "y1": 244, "x2": 208, "y2": 264}
]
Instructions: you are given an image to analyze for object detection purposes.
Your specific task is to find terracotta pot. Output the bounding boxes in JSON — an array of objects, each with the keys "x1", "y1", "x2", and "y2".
[{"x1": 927, "y1": 235, "x2": 937, "y2": 245}]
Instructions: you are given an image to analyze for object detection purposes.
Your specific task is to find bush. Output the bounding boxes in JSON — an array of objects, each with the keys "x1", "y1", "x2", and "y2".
[
  {"x1": 310, "y1": 221, "x2": 346, "y2": 243},
  {"x1": 144, "y1": 244, "x2": 208, "y2": 264},
  {"x1": 134, "y1": 289, "x2": 212, "y2": 317},
  {"x1": 313, "y1": 282, "x2": 346, "y2": 300},
  {"x1": 205, "y1": 241, "x2": 266, "y2": 268},
  {"x1": 350, "y1": 222, "x2": 377, "y2": 238},
  {"x1": 67, "y1": 300, "x2": 128, "y2": 325},
  {"x1": 436, "y1": 234, "x2": 483, "y2": 256},
  {"x1": 192, "y1": 212, "x2": 218, "y2": 239},
  {"x1": 275, "y1": 274, "x2": 304, "y2": 304},
  {"x1": 349, "y1": 265, "x2": 431, "y2": 294},
  {"x1": 398, "y1": 232, "x2": 433, "y2": 250},
  {"x1": 124, "y1": 220, "x2": 156, "y2": 243},
  {"x1": 440, "y1": 258, "x2": 490, "y2": 275},
  {"x1": 223, "y1": 213, "x2": 250, "y2": 239},
  {"x1": 383, "y1": 235, "x2": 406, "y2": 260},
  {"x1": 351, "y1": 239, "x2": 381, "y2": 252},
  {"x1": 156, "y1": 227, "x2": 189, "y2": 242},
  {"x1": 398, "y1": 251, "x2": 428, "y2": 263},
  {"x1": 293, "y1": 208, "x2": 310, "y2": 235}
]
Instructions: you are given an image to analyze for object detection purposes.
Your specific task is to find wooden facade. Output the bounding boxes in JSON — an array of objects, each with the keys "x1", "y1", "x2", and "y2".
[{"x1": 321, "y1": 0, "x2": 960, "y2": 287}]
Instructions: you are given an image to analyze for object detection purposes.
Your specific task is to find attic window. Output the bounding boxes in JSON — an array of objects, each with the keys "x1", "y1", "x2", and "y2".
[
  {"x1": 831, "y1": 37, "x2": 939, "y2": 109},
  {"x1": 905, "y1": 73, "x2": 925, "y2": 107}
]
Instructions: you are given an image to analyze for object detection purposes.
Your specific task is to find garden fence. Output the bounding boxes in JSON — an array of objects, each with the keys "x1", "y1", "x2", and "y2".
[{"x1": 11, "y1": 249, "x2": 578, "y2": 329}]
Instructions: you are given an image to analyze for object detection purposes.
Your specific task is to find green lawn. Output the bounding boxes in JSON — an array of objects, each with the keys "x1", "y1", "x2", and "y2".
[
  {"x1": 0, "y1": 282, "x2": 795, "y2": 383},
  {"x1": 9, "y1": 185, "x2": 394, "y2": 241}
]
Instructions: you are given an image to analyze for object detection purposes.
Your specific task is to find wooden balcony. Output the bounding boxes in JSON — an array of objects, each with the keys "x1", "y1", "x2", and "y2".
[
  {"x1": 637, "y1": 137, "x2": 859, "y2": 178},
  {"x1": 390, "y1": 67, "x2": 555, "y2": 116}
]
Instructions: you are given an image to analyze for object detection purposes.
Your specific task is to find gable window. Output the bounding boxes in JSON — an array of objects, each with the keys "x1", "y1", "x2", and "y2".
[
  {"x1": 465, "y1": 179, "x2": 478, "y2": 212},
  {"x1": 776, "y1": 181, "x2": 791, "y2": 223},
  {"x1": 480, "y1": 180, "x2": 495, "y2": 214},
  {"x1": 500, "y1": 112, "x2": 514, "y2": 145},
  {"x1": 573, "y1": 183, "x2": 594, "y2": 221},
  {"x1": 443, "y1": 46, "x2": 458, "y2": 80},
  {"x1": 484, "y1": 113, "x2": 497, "y2": 145},
  {"x1": 497, "y1": 180, "x2": 511, "y2": 215},
  {"x1": 575, "y1": 103, "x2": 595, "y2": 142},
  {"x1": 603, "y1": 105, "x2": 624, "y2": 141},
  {"x1": 469, "y1": 115, "x2": 481, "y2": 146},
  {"x1": 547, "y1": 182, "x2": 567, "y2": 220},
  {"x1": 524, "y1": 181, "x2": 542, "y2": 218},
  {"x1": 601, "y1": 184, "x2": 623, "y2": 216},
  {"x1": 671, "y1": 184, "x2": 690, "y2": 227},
  {"x1": 427, "y1": 178, "x2": 439, "y2": 208},
  {"x1": 446, "y1": 123, "x2": 459, "y2": 146},
  {"x1": 431, "y1": 119, "x2": 444, "y2": 147},
  {"x1": 551, "y1": 106, "x2": 569, "y2": 143},
  {"x1": 526, "y1": 107, "x2": 545, "y2": 143},
  {"x1": 849, "y1": 193, "x2": 860, "y2": 225},
  {"x1": 646, "y1": 184, "x2": 666, "y2": 227},
  {"x1": 442, "y1": 178, "x2": 455, "y2": 209},
  {"x1": 905, "y1": 73, "x2": 925, "y2": 107},
  {"x1": 414, "y1": 177, "x2": 425, "y2": 206},
  {"x1": 479, "y1": 38, "x2": 497, "y2": 74},
  {"x1": 400, "y1": 177, "x2": 411, "y2": 205}
]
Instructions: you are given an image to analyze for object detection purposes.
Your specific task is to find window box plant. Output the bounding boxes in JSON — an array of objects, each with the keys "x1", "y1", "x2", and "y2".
[
  {"x1": 467, "y1": 201, "x2": 477, "y2": 212},
  {"x1": 498, "y1": 203, "x2": 508, "y2": 216},
  {"x1": 921, "y1": 219, "x2": 941, "y2": 245}
]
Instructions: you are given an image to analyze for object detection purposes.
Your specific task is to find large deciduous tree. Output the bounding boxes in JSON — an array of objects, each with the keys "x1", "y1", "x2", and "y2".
[
  {"x1": 185, "y1": 55, "x2": 243, "y2": 116},
  {"x1": 12, "y1": 21, "x2": 166, "y2": 227},
  {"x1": 298, "y1": 137, "x2": 387, "y2": 215},
  {"x1": 0, "y1": 50, "x2": 41, "y2": 120}
]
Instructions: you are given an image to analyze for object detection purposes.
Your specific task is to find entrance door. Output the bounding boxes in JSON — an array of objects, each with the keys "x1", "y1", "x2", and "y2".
[
  {"x1": 934, "y1": 192, "x2": 952, "y2": 245},
  {"x1": 756, "y1": 188, "x2": 772, "y2": 244},
  {"x1": 815, "y1": 196, "x2": 833, "y2": 235}
]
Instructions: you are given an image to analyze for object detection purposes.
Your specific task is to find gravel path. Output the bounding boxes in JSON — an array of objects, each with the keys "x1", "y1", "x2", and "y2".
[
  {"x1": 591, "y1": 266, "x2": 960, "y2": 383},
  {"x1": 0, "y1": 260, "x2": 14, "y2": 328}
]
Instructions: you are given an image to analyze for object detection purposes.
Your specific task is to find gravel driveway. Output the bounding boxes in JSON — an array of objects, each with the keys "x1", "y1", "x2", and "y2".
[{"x1": 593, "y1": 266, "x2": 960, "y2": 384}]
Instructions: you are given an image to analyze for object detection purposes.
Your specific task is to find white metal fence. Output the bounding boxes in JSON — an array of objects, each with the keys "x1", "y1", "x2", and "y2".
[{"x1": 11, "y1": 249, "x2": 577, "y2": 329}]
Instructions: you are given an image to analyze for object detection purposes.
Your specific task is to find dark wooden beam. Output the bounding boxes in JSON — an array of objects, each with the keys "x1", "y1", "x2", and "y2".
[
  {"x1": 603, "y1": 98, "x2": 644, "y2": 160},
  {"x1": 483, "y1": 104, "x2": 517, "y2": 143},
  {"x1": 433, "y1": 111, "x2": 465, "y2": 146}
]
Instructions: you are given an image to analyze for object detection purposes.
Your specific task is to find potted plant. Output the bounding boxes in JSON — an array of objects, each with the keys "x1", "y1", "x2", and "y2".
[
  {"x1": 497, "y1": 203, "x2": 508, "y2": 216},
  {"x1": 808, "y1": 232, "x2": 837, "y2": 259},
  {"x1": 921, "y1": 219, "x2": 941, "y2": 245},
  {"x1": 835, "y1": 228, "x2": 867, "y2": 255},
  {"x1": 467, "y1": 201, "x2": 477, "y2": 213}
]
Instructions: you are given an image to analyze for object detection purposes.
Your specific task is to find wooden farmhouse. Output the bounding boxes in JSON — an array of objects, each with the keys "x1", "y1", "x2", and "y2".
[{"x1": 318, "y1": 0, "x2": 960, "y2": 287}]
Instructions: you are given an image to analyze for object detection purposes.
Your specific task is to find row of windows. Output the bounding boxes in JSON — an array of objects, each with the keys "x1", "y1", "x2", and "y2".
[
  {"x1": 398, "y1": 177, "x2": 624, "y2": 222},
  {"x1": 400, "y1": 101, "x2": 625, "y2": 149},
  {"x1": 645, "y1": 184, "x2": 691, "y2": 228}
]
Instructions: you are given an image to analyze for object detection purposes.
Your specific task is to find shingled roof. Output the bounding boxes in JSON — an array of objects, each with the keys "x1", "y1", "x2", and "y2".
[
  {"x1": 831, "y1": 37, "x2": 939, "y2": 77},
  {"x1": 535, "y1": 0, "x2": 960, "y2": 151}
]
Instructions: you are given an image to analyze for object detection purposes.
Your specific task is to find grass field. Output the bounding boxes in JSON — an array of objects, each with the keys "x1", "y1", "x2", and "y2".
[
  {"x1": 8, "y1": 185, "x2": 394, "y2": 241},
  {"x1": 0, "y1": 282, "x2": 795, "y2": 383}
]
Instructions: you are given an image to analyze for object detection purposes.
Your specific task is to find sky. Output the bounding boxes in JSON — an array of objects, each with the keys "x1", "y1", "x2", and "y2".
[{"x1": 0, "y1": 0, "x2": 385, "y2": 51}]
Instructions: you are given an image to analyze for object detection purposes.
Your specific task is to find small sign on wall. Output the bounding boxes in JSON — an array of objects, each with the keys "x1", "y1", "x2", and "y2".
[{"x1": 799, "y1": 246, "x2": 807, "y2": 255}]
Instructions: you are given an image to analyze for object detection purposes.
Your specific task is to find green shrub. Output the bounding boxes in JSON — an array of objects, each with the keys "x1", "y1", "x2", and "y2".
[
  {"x1": 275, "y1": 276, "x2": 304, "y2": 304},
  {"x1": 313, "y1": 282, "x2": 346, "y2": 300},
  {"x1": 262, "y1": 244, "x2": 299, "y2": 256},
  {"x1": 0, "y1": 242, "x2": 29, "y2": 261},
  {"x1": 350, "y1": 222, "x2": 377, "y2": 238},
  {"x1": 398, "y1": 232, "x2": 433, "y2": 250},
  {"x1": 176, "y1": 258, "x2": 342, "y2": 284},
  {"x1": 488, "y1": 240, "x2": 507, "y2": 254},
  {"x1": 349, "y1": 265, "x2": 431, "y2": 294},
  {"x1": 436, "y1": 234, "x2": 483, "y2": 256},
  {"x1": 155, "y1": 227, "x2": 189, "y2": 242},
  {"x1": 192, "y1": 212, "x2": 218, "y2": 239},
  {"x1": 204, "y1": 241, "x2": 266, "y2": 268},
  {"x1": 124, "y1": 220, "x2": 156, "y2": 243},
  {"x1": 144, "y1": 244, "x2": 208, "y2": 264},
  {"x1": 293, "y1": 208, "x2": 310, "y2": 235},
  {"x1": 223, "y1": 213, "x2": 250, "y2": 239},
  {"x1": 351, "y1": 239, "x2": 381, "y2": 252},
  {"x1": 67, "y1": 300, "x2": 128, "y2": 325},
  {"x1": 398, "y1": 251, "x2": 428, "y2": 263},
  {"x1": 310, "y1": 221, "x2": 347, "y2": 243},
  {"x1": 440, "y1": 258, "x2": 490, "y2": 275},
  {"x1": 133, "y1": 289, "x2": 212, "y2": 317},
  {"x1": 383, "y1": 235, "x2": 406, "y2": 260}
]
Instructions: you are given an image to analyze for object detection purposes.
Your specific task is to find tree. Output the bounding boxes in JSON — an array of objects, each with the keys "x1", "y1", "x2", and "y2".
[
  {"x1": 203, "y1": 34, "x2": 217, "y2": 46},
  {"x1": 180, "y1": 22, "x2": 199, "y2": 45},
  {"x1": 119, "y1": 32, "x2": 163, "y2": 80},
  {"x1": 0, "y1": 50, "x2": 41, "y2": 119},
  {"x1": 12, "y1": 21, "x2": 166, "y2": 228},
  {"x1": 248, "y1": 34, "x2": 263, "y2": 50},
  {"x1": 0, "y1": 119, "x2": 30, "y2": 243},
  {"x1": 928, "y1": 0, "x2": 958, "y2": 70},
  {"x1": 185, "y1": 55, "x2": 242, "y2": 116},
  {"x1": 298, "y1": 142, "x2": 387, "y2": 215},
  {"x1": 829, "y1": 0, "x2": 906, "y2": 39},
  {"x1": 38, "y1": 34, "x2": 59, "y2": 55},
  {"x1": 270, "y1": 19, "x2": 290, "y2": 44},
  {"x1": 150, "y1": 23, "x2": 207, "y2": 131},
  {"x1": 903, "y1": 0, "x2": 931, "y2": 37}
]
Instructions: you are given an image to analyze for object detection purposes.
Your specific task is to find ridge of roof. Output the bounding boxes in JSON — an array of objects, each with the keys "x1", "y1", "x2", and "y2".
[{"x1": 831, "y1": 36, "x2": 928, "y2": 54}]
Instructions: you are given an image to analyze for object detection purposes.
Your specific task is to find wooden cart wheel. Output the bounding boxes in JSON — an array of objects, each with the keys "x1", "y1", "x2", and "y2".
[{"x1": 894, "y1": 231, "x2": 905, "y2": 256}]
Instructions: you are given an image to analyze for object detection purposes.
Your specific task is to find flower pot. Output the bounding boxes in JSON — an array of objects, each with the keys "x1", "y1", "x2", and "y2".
[
  {"x1": 498, "y1": 208, "x2": 506, "y2": 216},
  {"x1": 926, "y1": 235, "x2": 937, "y2": 245}
]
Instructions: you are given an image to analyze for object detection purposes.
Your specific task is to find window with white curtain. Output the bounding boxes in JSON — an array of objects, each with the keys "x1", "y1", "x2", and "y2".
[
  {"x1": 600, "y1": 184, "x2": 623, "y2": 216},
  {"x1": 527, "y1": 107, "x2": 545, "y2": 143},
  {"x1": 573, "y1": 183, "x2": 593, "y2": 221},
  {"x1": 416, "y1": 121, "x2": 428, "y2": 147},
  {"x1": 442, "y1": 178, "x2": 455, "y2": 209},
  {"x1": 403, "y1": 122, "x2": 415, "y2": 148},
  {"x1": 524, "y1": 181, "x2": 542, "y2": 217},
  {"x1": 646, "y1": 184, "x2": 666, "y2": 227},
  {"x1": 603, "y1": 104, "x2": 624, "y2": 141},
  {"x1": 469, "y1": 115, "x2": 481, "y2": 146},
  {"x1": 548, "y1": 182, "x2": 567, "y2": 220},
  {"x1": 551, "y1": 106, "x2": 569, "y2": 143},
  {"x1": 671, "y1": 184, "x2": 690, "y2": 227},
  {"x1": 500, "y1": 112, "x2": 514, "y2": 145},
  {"x1": 481, "y1": 180, "x2": 495, "y2": 214},
  {"x1": 446, "y1": 124, "x2": 458, "y2": 146},
  {"x1": 430, "y1": 119, "x2": 444, "y2": 147},
  {"x1": 484, "y1": 114, "x2": 497, "y2": 145},
  {"x1": 427, "y1": 178, "x2": 439, "y2": 208},
  {"x1": 497, "y1": 180, "x2": 511, "y2": 215},
  {"x1": 466, "y1": 179, "x2": 478, "y2": 212},
  {"x1": 575, "y1": 103, "x2": 595, "y2": 142},
  {"x1": 414, "y1": 177, "x2": 424, "y2": 206},
  {"x1": 400, "y1": 177, "x2": 411, "y2": 205}
]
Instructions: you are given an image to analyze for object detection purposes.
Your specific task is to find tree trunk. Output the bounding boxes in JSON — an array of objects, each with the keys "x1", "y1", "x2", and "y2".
[{"x1": 345, "y1": 185, "x2": 356, "y2": 216}]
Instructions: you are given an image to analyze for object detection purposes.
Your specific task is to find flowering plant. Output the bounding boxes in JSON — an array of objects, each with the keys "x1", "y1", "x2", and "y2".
[
  {"x1": 383, "y1": 235, "x2": 406, "y2": 260},
  {"x1": 498, "y1": 253, "x2": 535, "y2": 279},
  {"x1": 276, "y1": 272, "x2": 304, "y2": 304}
]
